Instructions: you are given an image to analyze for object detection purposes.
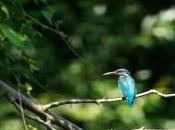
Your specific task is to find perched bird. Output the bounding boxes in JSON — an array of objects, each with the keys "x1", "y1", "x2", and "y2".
[{"x1": 103, "y1": 68, "x2": 136, "y2": 107}]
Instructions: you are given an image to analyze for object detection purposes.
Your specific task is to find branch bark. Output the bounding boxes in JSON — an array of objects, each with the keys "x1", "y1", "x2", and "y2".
[{"x1": 0, "y1": 81, "x2": 84, "y2": 130}]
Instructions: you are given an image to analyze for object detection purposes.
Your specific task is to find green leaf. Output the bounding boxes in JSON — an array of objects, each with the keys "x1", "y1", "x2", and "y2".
[
  {"x1": 1, "y1": 26, "x2": 27, "y2": 47},
  {"x1": 0, "y1": 4, "x2": 9, "y2": 19},
  {"x1": 41, "y1": 10, "x2": 54, "y2": 25}
]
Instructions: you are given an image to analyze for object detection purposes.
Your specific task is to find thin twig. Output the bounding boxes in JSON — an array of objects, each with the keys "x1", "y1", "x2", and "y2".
[
  {"x1": 43, "y1": 89, "x2": 175, "y2": 110},
  {"x1": 26, "y1": 115, "x2": 56, "y2": 130},
  {"x1": 24, "y1": 13, "x2": 66, "y2": 39},
  {"x1": 10, "y1": 100, "x2": 56, "y2": 130},
  {"x1": 24, "y1": 13, "x2": 83, "y2": 61},
  {"x1": 18, "y1": 90, "x2": 28, "y2": 130},
  {"x1": 15, "y1": 75, "x2": 28, "y2": 130}
]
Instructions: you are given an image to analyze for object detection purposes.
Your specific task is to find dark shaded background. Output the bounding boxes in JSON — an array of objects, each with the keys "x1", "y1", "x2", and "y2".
[{"x1": 0, "y1": 0, "x2": 175, "y2": 129}]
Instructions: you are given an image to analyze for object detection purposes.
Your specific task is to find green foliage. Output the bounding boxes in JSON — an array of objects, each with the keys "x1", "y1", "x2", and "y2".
[
  {"x1": 1, "y1": 25, "x2": 27, "y2": 47},
  {"x1": 0, "y1": 0, "x2": 175, "y2": 130},
  {"x1": 41, "y1": 10, "x2": 54, "y2": 25}
]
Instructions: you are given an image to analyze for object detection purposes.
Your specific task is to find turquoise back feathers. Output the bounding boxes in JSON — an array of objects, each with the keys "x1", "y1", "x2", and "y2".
[{"x1": 118, "y1": 74, "x2": 135, "y2": 107}]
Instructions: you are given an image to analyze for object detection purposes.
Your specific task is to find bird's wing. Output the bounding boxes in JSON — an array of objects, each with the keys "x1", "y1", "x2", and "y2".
[{"x1": 118, "y1": 76, "x2": 135, "y2": 97}]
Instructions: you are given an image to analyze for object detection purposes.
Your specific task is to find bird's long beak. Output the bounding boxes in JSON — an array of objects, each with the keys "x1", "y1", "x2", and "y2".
[{"x1": 102, "y1": 71, "x2": 116, "y2": 76}]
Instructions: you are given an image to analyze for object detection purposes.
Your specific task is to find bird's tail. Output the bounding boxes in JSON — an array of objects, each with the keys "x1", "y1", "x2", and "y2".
[{"x1": 127, "y1": 96, "x2": 135, "y2": 107}]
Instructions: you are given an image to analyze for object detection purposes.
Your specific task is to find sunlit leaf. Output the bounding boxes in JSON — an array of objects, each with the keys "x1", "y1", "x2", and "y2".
[
  {"x1": 1, "y1": 26, "x2": 27, "y2": 47},
  {"x1": 24, "y1": 83, "x2": 33, "y2": 95},
  {"x1": 41, "y1": 10, "x2": 54, "y2": 25},
  {"x1": 0, "y1": 4, "x2": 9, "y2": 19}
]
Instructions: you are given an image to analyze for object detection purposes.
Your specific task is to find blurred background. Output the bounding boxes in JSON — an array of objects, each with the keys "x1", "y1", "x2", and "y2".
[{"x1": 0, "y1": 0, "x2": 175, "y2": 130}]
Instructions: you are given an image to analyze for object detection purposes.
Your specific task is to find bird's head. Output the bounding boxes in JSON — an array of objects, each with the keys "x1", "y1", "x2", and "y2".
[{"x1": 103, "y1": 68, "x2": 130, "y2": 76}]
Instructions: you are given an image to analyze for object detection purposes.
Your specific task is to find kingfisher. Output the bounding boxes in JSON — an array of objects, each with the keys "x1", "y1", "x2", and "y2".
[{"x1": 103, "y1": 68, "x2": 136, "y2": 107}]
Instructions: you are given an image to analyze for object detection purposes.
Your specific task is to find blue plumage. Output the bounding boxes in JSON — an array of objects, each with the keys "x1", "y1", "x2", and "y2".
[
  {"x1": 118, "y1": 74, "x2": 135, "y2": 107},
  {"x1": 103, "y1": 68, "x2": 136, "y2": 107}
]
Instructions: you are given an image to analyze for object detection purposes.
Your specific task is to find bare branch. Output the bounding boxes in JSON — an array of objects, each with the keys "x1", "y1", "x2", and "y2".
[
  {"x1": 24, "y1": 13, "x2": 67, "y2": 39},
  {"x1": 24, "y1": 13, "x2": 83, "y2": 61},
  {"x1": 44, "y1": 89, "x2": 175, "y2": 110},
  {"x1": 136, "y1": 89, "x2": 175, "y2": 98},
  {"x1": 2, "y1": 79, "x2": 175, "y2": 130},
  {"x1": 0, "y1": 81, "x2": 84, "y2": 130},
  {"x1": 26, "y1": 115, "x2": 56, "y2": 130},
  {"x1": 6, "y1": 91, "x2": 56, "y2": 130}
]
